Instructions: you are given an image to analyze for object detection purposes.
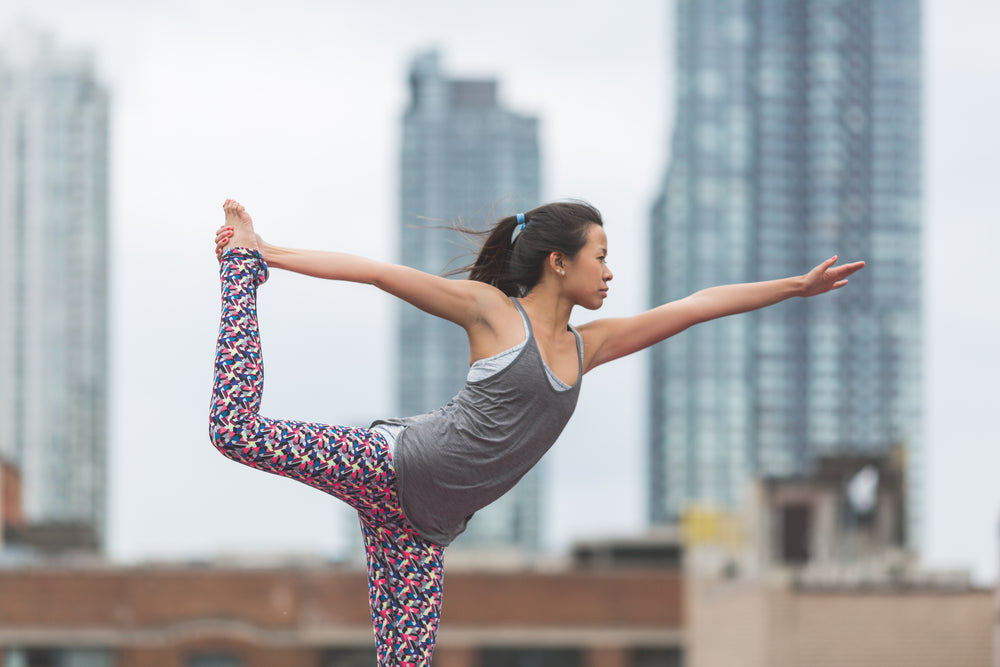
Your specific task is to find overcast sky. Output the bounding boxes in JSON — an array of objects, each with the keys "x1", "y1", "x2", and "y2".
[{"x1": 2, "y1": 1, "x2": 998, "y2": 582}]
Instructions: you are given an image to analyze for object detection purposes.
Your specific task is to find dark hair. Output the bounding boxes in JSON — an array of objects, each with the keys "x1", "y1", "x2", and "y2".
[{"x1": 459, "y1": 201, "x2": 603, "y2": 297}]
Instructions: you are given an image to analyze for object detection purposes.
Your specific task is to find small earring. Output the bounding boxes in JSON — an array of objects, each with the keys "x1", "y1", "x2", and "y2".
[{"x1": 559, "y1": 269, "x2": 566, "y2": 276}]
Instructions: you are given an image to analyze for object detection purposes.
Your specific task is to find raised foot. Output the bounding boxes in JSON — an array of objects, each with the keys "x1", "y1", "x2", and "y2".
[{"x1": 219, "y1": 199, "x2": 260, "y2": 256}]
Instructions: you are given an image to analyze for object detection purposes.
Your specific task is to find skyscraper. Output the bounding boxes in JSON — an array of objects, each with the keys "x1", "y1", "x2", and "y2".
[
  {"x1": 648, "y1": 0, "x2": 922, "y2": 544},
  {"x1": 0, "y1": 27, "x2": 110, "y2": 547},
  {"x1": 398, "y1": 51, "x2": 542, "y2": 552}
]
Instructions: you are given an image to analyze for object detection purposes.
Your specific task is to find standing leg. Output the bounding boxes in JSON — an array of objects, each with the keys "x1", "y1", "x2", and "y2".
[{"x1": 361, "y1": 515, "x2": 445, "y2": 667}]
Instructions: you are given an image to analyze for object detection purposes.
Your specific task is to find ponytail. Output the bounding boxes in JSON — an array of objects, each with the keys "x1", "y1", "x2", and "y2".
[{"x1": 466, "y1": 214, "x2": 522, "y2": 295}]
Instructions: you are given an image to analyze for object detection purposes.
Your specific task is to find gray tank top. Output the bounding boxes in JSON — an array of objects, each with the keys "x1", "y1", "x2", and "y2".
[{"x1": 372, "y1": 299, "x2": 584, "y2": 545}]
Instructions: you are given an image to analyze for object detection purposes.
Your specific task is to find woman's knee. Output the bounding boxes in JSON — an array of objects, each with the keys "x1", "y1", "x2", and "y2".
[
  {"x1": 208, "y1": 410, "x2": 258, "y2": 456},
  {"x1": 208, "y1": 418, "x2": 237, "y2": 456}
]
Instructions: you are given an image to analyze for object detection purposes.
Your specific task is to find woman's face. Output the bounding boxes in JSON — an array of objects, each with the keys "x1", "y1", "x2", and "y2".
[{"x1": 562, "y1": 224, "x2": 613, "y2": 310}]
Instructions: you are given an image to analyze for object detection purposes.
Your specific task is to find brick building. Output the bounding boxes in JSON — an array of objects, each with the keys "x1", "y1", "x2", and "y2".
[{"x1": 0, "y1": 562, "x2": 683, "y2": 667}]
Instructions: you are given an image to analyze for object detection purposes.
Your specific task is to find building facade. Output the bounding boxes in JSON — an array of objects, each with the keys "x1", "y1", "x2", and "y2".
[
  {"x1": 648, "y1": 0, "x2": 922, "y2": 545},
  {"x1": 683, "y1": 449, "x2": 990, "y2": 667},
  {"x1": 687, "y1": 577, "x2": 992, "y2": 667},
  {"x1": 398, "y1": 51, "x2": 542, "y2": 551},
  {"x1": 0, "y1": 28, "x2": 110, "y2": 546},
  {"x1": 0, "y1": 562, "x2": 683, "y2": 667}
]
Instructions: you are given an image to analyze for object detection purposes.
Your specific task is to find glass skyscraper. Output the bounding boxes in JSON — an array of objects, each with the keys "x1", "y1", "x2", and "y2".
[
  {"x1": 0, "y1": 28, "x2": 110, "y2": 546},
  {"x1": 398, "y1": 51, "x2": 542, "y2": 552},
  {"x1": 648, "y1": 0, "x2": 921, "y2": 544}
]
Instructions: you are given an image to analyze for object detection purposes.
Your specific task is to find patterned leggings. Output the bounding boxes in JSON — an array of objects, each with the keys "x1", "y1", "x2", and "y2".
[{"x1": 209, "y1": 248, "x2": 444, "y2": 667}]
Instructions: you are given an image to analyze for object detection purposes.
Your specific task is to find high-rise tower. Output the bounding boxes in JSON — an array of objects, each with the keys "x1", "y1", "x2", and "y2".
[
  {"x1": 648, "y1": 0, "x2": 922, "y2": 545},
  {"x1": 398, "y1": 51, "x2": 542, "y2": 552},
  {"x1": 0, "y1": 27, "x2": 110, "y2": 547}
]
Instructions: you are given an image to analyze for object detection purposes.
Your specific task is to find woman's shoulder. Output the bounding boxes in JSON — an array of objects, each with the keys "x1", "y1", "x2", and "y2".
[
  {"x1": 470, "y1": 283, "x2": 520, "y2": 320},
  {"x1": 464, "y1": 287, "x2": 525, "y2": 358}
]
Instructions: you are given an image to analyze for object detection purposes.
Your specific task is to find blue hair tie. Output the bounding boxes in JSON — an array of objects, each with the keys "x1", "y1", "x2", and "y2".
[{"x1": 511, "y1": 213, "x2": 527, "y2": 244}]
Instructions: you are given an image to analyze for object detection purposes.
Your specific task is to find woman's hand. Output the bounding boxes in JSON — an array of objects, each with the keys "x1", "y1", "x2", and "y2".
[
  {"x1": 214, "y1": 225, "x2": 231, "y2": 260},
  {"x1": 215, "y1": 226, "x2": 264, "y2": 260},
  {"x1": 799, "y1": 256, "x2": 866, "y2": 297}
]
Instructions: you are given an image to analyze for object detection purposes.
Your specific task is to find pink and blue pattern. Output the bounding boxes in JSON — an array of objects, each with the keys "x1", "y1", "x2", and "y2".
[{"x1": 209, "y1": 248, "x2": 444, "y2": 666}]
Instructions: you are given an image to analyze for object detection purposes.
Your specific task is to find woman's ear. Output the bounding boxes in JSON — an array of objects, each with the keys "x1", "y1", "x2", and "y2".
[{"x1": 548, "y1": 251, "x2": 568, "y2": 276}]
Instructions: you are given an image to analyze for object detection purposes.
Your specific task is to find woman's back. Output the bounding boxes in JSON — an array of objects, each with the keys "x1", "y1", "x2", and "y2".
[{"x1": 376, "y1": 299, "x2": 584, "y2": 545}]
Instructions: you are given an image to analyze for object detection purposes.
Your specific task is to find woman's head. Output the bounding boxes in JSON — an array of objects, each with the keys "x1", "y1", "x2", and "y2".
[{"x1": 468, "y1": 201, "x2": 605, "y2": 297}]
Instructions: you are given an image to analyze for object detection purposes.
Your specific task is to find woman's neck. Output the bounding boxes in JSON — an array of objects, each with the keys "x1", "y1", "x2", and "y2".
[{"x1": 518, "y1": 284, "x2": 574, "y2": 339}]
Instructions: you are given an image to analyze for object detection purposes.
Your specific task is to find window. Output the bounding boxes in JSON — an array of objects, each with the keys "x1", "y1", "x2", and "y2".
[
  {"x1": 479, "y1": 648, "x2": 582, "y2": 667},
  {"x1": 631, "y1": 647, "x2": 684, "y2": 667},
  {"x1": 186, "y1": 654, "x2": 242, "y2": 667},
  {"x1": 322, "y1": 648, "x2": 375, "y2": 667},
  {"x1": 780, "y1": 504, "x2": 812, "y2": 564},
  {"x1": 5, "y1": 648, "x2": 114, "y2": 667}
]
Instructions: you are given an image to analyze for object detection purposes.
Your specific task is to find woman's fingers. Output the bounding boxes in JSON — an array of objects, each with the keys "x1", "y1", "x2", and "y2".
[
  {"x1": 214, "y1": 226, "x2": 234, "y2": 258},
  {"x1": 825, "y1": 260, "x2": 865, "y2": 291},
  {"x1": 832, "y1": 260, "x2": 865, "y2": 280}
]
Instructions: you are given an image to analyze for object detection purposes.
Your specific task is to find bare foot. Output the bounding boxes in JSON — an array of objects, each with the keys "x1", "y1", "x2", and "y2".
[{"x1": 220, "y1": 199, "x2": 260, "y2": 254}]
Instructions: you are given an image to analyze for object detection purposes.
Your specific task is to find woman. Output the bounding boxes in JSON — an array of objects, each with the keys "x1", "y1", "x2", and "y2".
[{"x1": 210, "y1": 198, "x2": 863, "y2": 666}]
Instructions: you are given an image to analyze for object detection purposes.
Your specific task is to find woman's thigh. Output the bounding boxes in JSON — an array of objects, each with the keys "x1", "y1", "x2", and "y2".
[{"x1": 213, "y1": 414, "x2": 401, "y2": 522}]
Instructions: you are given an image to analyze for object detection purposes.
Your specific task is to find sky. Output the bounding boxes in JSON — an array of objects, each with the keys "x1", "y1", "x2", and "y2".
[{"x1": 1, "y1": 1, "x2": 997, "y2": 582}]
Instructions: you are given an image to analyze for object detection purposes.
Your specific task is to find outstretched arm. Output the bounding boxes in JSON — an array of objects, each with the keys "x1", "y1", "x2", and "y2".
[
  {"x1": 579, "y1": 256, "x2": 865, "y2": 372},
  {"x1": 215, "y1": 225, "x2": 502, "y2": 330}
]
